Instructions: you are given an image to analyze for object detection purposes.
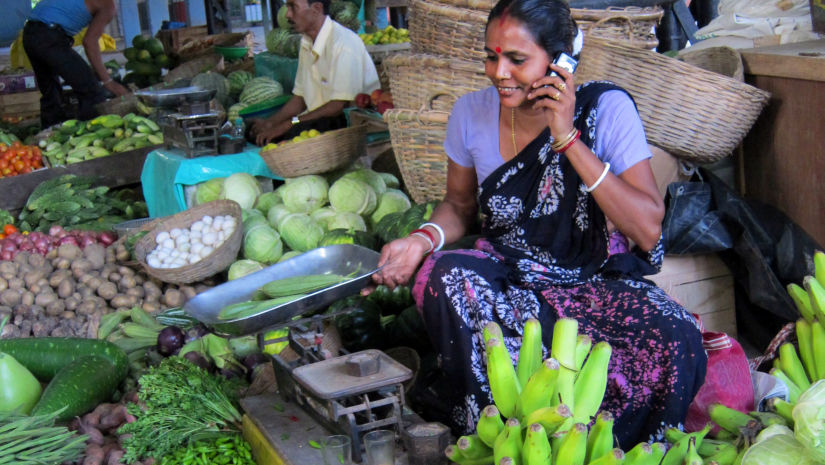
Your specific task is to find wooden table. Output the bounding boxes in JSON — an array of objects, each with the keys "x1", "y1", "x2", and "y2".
[{"x1": 740, "y1": 40, "x2": 825, "y2": 248}]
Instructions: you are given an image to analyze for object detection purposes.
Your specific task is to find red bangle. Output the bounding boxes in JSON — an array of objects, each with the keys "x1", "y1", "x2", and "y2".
[
  {"x1": 410, "y1": 228, "x2": 435, "y2": 245},
  {"x1": 557, "y1": 129, "x2": 580, "y2": 153}
]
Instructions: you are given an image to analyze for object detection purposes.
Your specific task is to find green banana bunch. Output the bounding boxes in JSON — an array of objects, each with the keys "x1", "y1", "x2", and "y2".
[
  {"x1": 683, "y1": 437, "x2": 703, "y2": 465},
  {"x1": 476, "y1": 405, "x2": 505, "y2": 448},
  {"x1": 457, "y1": 435, "x2": 492, "y2": 460},
  {"x1": 574, "y1": 334, "x2": 592, "y2": 372},
  {"x1": 522, "y1": 422, "x2": 552, "y2": 465},
  {"x1": 517, "y1": 318, "x2": 544, "y2": 389},
  {"x1": 494, "y1": 418, "x2": 522, "y2": 465},
  {"x1": 486, "y1": 336, "x2": 522, "y2": 419},
  {"x1": 587, "y1": 448, "x2": 624, "y2": 465},
  {"x1": 584, "y1": 411, "x2": 614, "y2": 464},
  {"x1": 572, "y1": 341, "x2": 612, "y2": 423},
  {"x1": 550, "y1": 318, "x2": 579, "y2": 409},
  {"x1": 552, "y1": 422, "x2": 587, "y2": 465},
  {"x1": 520, "y1": 358, "x2": 560, "y2": 417},
  {"x1": 660, "y1": 423, "x2": 711, "y2": 465},
  {"x1": 523, "y1": 404, "x2": 573, "y2": 436}
]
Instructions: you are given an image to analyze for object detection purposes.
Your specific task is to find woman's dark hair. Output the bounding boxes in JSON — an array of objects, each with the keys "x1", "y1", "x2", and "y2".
[{"x1": 487, "y1": 0, "x2": 578, "y2": 57}]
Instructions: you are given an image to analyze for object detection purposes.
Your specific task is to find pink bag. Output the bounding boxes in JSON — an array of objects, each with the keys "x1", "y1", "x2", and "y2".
[{"x1": 684, "y1": 331, "x2": 754, "y2": 433}]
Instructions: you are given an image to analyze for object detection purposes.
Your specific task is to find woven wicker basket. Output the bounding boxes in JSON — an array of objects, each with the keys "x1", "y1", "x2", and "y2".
[
  {"x1": 135, "y1": 200, "x2": 243, "y2": 284},
  {"x1": 383, "y1": 105, "x2": 450, "y2": 204},
  {"x1": 575, "y1": 38, "x2": 770, "y2": 164},
  {"x1": 409, "y1": 0, "x2": 660, "y2": 61},
  {"x1": 258, "y1": 124, "x2": 367, "y2": 178},
  {"x1": 385, "y1": 53, "x2": 489, "y2": 113},
  {"x1": 678, "y1": 46, "x2": 745, "y2": 82}
]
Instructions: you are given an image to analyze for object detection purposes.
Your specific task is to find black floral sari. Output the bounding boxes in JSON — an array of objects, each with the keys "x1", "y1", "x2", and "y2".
[{"x1": 411, "y1": 82, "x2": 707, "y2": 447}]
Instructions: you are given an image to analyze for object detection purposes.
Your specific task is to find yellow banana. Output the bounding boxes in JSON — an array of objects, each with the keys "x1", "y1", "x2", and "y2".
[
  {"x1": 684, "y1": 437, "x2": 703, "y2": 465},
  {"x1": 552, "y1": 422, "x2": 588, "y2": 465},
  {"x1": 517, "y1": 318, "x2": 544, "y2": 389},
  {"x1": 523, "y1": 422, "x2": 552, "y2": 465},
  {"x1": 788, "y1": 283, "x2": 816, "y2": 323},
  {"x1": 486, "y1": 337, "x2": 522, "y2": 419},
  {"x1": 523, "y1": 404, "x2": 573, "y2": 436},
  {"x1": 493, "y1": 418, "x2": 522, "y2": 465},
  {"x1": 587, "y1": 448, "x2": 625, "y2": 465},
  {"x1": 704, "y1": 442, "x2": 740, "y2": 465},
  {"x1": 484, "y1": 321, "x2": 503, "y2": 345},
  {"x1": 550, "y1": 318, "x2": 579, "y2": 408},
  {"x1": 709, "y1": 403, "x2": 755, "y2": 435},
  {"x1": 779, "y1": 342, "x2": 811, "y2": 390},
  {"x1": 574, "y1": 334, "x2": 592, "y2": 371},
  {"x1": 572, "y1": 341, "x2": 611, "y2": 423},
  {"x1": 458, "y1": 435, "x2": 493, "y2": 459},
  {"x1": 804, "y1": 275, "x2": 825, "y2": 324},
  {"x1": 660, "y1": 423, "x2": 711, "y2": 465},
  {"x1": 769, "y1": 367, "x2": 802, "y2": 402},
  {"x1": 585, "y1": 410, "x2": 615, "y2": 464},
  {"x1": 623, "y1": 442, "x2": 653, "y2": 465},
  {"x1": 520, "y1": 358, "x2": 560, "y2": 417},
  {"x1": 477, "y1": 405, "x2": 505, "y2": 448},
  {"x1": 766, "y1": 397, "x2": 795, "y2": 426},
  {"x1": 811, "y1": 320, "x2": 825, "y2": 380},
  {"x1": 796, "y1": 319, "x2": 818, "y2": 382},
  {"x1": 814, "y1": 250, "x2": 825, "y2": 288}
]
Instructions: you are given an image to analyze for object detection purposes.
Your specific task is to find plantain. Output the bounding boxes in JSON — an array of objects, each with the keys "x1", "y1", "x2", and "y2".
[
  {"x1": 486, "y1": 337, "x2": 522, "y2": 419},
  {"x1": 457, "y1": 435, "x2": 492, "y2": 460},
  {"x1": 585, "y1": 410, "x2": 615, "y2": 464},
  {"x1": 796, "y1": 318, "x2": 819, "y2": 382},
  {"x1": 574, "y1": 334, "x2": 592, "y2": 371},
  {"x1": 588, "y1": 448, "x2": 625, "y2": 465},
  {"x1": 522, "y1": 404, "x2": 573, "y2": 436},
  {"x1": 516, "y1": 318, "x2": 543, "y2": 389},
  {"x1": 477, "y1": 405, "x2": 505, "y2": 448}
]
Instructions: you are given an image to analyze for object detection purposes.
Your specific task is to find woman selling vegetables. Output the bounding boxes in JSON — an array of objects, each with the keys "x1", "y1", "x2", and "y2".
[{"x1": 370, "y1": 0, "x2": 706, "y2": 447}]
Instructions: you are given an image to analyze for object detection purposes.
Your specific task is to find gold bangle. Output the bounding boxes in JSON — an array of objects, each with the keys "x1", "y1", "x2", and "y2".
[{"x1": 551, "y1": 128, "x2": 578, "y2": 151}]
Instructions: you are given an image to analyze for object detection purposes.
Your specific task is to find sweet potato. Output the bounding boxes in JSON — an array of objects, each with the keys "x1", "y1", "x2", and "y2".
[
  {"x1": 98, "y1": 404, "x2": 129, "y2": 432},
  {"x1": 82, "y1": 443, "x2": 105, "y2": 465},
  {"x1": 78, "y1": 418, "x2": 105, "y2": 446}
]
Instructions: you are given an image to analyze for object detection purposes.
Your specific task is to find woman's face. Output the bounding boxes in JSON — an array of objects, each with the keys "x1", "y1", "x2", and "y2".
[{"x1": 484, "y1": 16, "x2": 552, "y2": 108}]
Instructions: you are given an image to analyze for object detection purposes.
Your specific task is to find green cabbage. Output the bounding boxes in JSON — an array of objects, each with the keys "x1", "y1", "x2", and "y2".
[
  {"x1": 221, "y1": 173, "x2": 261, "y2": 210},
  {"x1": 794, "y1": 379, "x2": 825, "y2": 462},
  {"x1": 242, "y1": 209, "x2": 269, "y2": 231},
  {"x1": 267, "y1": 204, "x2": 293, "y2": 231},
  {"x1": 342, "y1": 169, "x2": 387, "y2": 195},
  {"x1": 328, "y1": 177, "x2": 377, "y2": 215},
  {"x1": 227, "y1": 259, "x2": 265, "y2": 280},
  {"x1": 379, "y1": 172, "x2": 400, "y2": 189},
  {"x1": 327, "y1": 212, "x2": 367, "y2": 232},
  {"x1": 742, "y1": 429, "x2": 818, "y2": 465},
  {"x1": 310, "y1": 207, "x2": 337, "y2": 229},
  {"x1": 195, "y1": 177, "x2": 225, "y2": 205},
  {"x1": 281, "y1": 175, "x2": 329, "y2": 213},
  {"x1": 370, "y1": 188, "x2": 411, "y2": 227},
  {"x1": 277, "y1": 251, "x2": 303, "y2": 263},
  {"x1": 279, "y1": 213, "x2": 324, "y2": 252},
  {"x1": 255, "y1": 191, "x2": 282, "y2": 214},
  {"x1": 243, "y1": 224, "x2": 283, "y2": 264}
]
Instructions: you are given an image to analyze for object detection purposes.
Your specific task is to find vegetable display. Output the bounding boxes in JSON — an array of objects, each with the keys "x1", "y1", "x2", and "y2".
[
  {"x1": 0, "y1": 140, "x2": 44, "y2": 179},
  {"x1": 144, "y1": 214, "x2": 238, "y2": 269},
  {"x1": 0, "y1": 409, "x2": 88, "y2": 465},
  {"x1": 160, "y1": 434, "x2": 256, "y2": 465},
  {"x1": 122, "y1": 34, "x2": 172, "y2": 88}
]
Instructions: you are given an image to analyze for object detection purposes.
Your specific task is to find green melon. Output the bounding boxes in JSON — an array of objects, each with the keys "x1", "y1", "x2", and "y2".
[
  {"x1": 277, "y1": 5, "x2": 290, "y2": 30},
  {"x1": 227, "y1": 70, "x2": 254, "y2": 97},
  {"x1": 228, "y1": 102, "x2": 251, "y2": 122},
  {"x1": 131, "y1": 35, "x2": 146, "y2": 49},
  {"x1": 191, "y1": 71, "x2": 231, "y2": 108},
  {"x1": 239, "y1": 77, "x2": 284, "y2": 106}
]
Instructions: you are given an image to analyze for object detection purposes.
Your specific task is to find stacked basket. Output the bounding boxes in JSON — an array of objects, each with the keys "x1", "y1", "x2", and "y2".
[{"x1": 385, "y1": 0, "x2": 666, "y2": 203}]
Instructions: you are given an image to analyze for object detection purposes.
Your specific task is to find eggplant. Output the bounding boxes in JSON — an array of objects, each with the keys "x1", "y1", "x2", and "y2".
[
  {"x1": 183, "y1": 351, "x2": 213, "y2": 372},
  {"x1": 156, "y1": 326, "x2": 186, "y2": 356},
  {"x1": 185, "y1": 324, "x2": 210, "y2": 343}
]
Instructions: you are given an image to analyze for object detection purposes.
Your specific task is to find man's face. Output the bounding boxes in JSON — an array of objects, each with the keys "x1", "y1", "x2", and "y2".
[{"x1": 285, "y1": 0, "x2": 320, "y2": 34}]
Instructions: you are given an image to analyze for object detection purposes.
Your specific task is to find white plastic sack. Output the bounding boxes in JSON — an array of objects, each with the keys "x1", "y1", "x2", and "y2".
[{"x1": 695, "y1": 0, "x2": 822, "y2": 43}]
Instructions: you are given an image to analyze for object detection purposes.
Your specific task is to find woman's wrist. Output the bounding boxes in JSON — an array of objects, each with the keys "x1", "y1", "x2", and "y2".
[{"x1": 408, "y1": 232, "x2": 434, "y2": 255}]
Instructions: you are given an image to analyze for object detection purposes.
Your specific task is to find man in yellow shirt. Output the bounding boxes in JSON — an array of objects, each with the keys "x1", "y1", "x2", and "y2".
[{"x1": 252, "y1": 0, "x2": 380, "y2": 145}]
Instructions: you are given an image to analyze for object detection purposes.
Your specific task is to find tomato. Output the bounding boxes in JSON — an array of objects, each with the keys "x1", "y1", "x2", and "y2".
[
  {"x1": 13, "y1": 160, "x2": 25, "y2": 172},
  {"x1": 3, "y1": 225, "x2": 17, "y2": 236}
]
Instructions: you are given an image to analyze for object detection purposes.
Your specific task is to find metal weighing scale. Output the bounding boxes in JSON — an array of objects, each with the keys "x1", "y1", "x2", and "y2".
[
  {"x1": 185, "y1": 245, "x2": 435, "y2": 464},
  {"x1": 135, "y1": 86, "x2": 221, "y2": 157}
]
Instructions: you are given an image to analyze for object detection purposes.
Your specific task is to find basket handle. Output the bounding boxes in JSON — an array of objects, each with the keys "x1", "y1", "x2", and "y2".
[
  {"x1": 591, "y1": 15, "x2": 635, "y2": 41},
  {"x1": 420, "y1": 92, "x2": 460, "y2": 113}
]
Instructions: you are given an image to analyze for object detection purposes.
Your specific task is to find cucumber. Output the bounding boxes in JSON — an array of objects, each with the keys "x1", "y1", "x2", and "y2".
[
  {"x1": 0, "y1": 337, "x2": 128, "y2": 382},
  {"x1": 31, "y1": 355, "x2": 123, "y2": 422}
]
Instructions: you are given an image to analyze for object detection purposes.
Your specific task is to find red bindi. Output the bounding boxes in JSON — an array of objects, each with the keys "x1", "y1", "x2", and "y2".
[{"x1": 495, "y1": 46, "x2": 501, "y2": 53}]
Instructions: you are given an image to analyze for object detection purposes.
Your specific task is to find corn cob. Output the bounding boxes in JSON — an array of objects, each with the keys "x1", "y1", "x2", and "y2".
[
  {"x1": 523, "y1": 404, "x2": 573, "y2": 436},
  {"x1": 588, "y1": 448, "x2": 625, "y2": 465},
  {"x1": 573, "y1": 341, "x2": 612, "y2": 423},
  {"x1": 493, "y1": 418, "x2": 522, "y2": 465},
  {"x1": 261, "y1": 273, "x2": 348, "y2": 298},
  {"x1": 552, "y1": 422, "x2": 587, "y2": 465},
  {"x1": 574, "y1": 334, "x2": 592, "y2": 372},
  {"x1": 520, "y1": 358, "x2": 560, "y2": 417},
  {"x1": 779, "y1": 342, "x2": 811, "y2": 390},
  {"x1": 522, "y1": 422, "x2": 552, "y2": 465},
  {"x1": 516, "y1": 318, "x2": 543, "y2": 389},
  {"x1": 585, "y1": 411, "x2": 615, "y2": 464},
  {"x1": 486, "y1": 337, "x2": 522, "y2": 419},
  {"x1": 796, "y1": 318, "x2": 818, "y2": 382},
  {"x1": 217, "y1": 294, "x2": 305, "y2": 320},
  {"x1": 550, "y1": 318, "x2": 579, "y2": 409},
  {"x1": 477, "y1": 405, "x2": 505, "y2": 448}
]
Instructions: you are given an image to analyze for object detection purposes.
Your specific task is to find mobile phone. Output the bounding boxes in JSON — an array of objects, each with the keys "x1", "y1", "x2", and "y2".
[{"x1": 547, "y1": 51, "x2": 578, "y2": 77}]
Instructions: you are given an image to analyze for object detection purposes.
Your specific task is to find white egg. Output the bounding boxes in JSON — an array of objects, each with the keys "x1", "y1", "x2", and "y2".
[
  {"x1": 191, "y1": 242, "x2": 204, "y2": 255},
  {"x1": 178, "y1": 243, "x2": 191, "y2": 253},
  {"x1": 156, "y1": 231, "x2": 171, "y2": 243},
  {"x1": 199, "y1": 245, "x2": 214, "y2": 258},
  {"x1": 212, "y1": 216, "x2": 224, "y2": 231},
  {"x1": 170, "y1": 228, "x2": 182, "y2": 239},
  {"x1": 222, "y1": 218, "x2": 236, "y2": 232},
  {"x1": 202, "y1": 231, "x2": 217, "y2": 246},
  {"x1": 188, "y1": 255, "x2": 201, "y2": 265},
  {"x1": 161, "y1": 238, "x2": 174, "y2": 250},
  {"x1": 202, "y1": 215, "x2": 213, "y2": 225},
  {"x1": 191, "y1": 221, "x2": 204, "y2": 232},
  {"x1": 175, "y1": 235, "x2": 189, "y2": 246},
  {"x1": 216, "y1": 231, "x2": 225, "y2": 243},
  {"x1": 148, "y1": 256, "x2": 161, "y2": 268}
]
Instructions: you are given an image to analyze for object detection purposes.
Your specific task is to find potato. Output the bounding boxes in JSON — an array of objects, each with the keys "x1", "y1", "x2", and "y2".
[
  {"x1": 27, "y1": 252, "x2": 47, "y2": 269},
  {"x1": 78, "y1": 286, "x2": 94, "y2": 299},
  {"x1": 125, "y1": 287, "x2": 144, "y2": 299},
  {"x1": 97, "y1": 282, "x2": 118, "y2": 301},
  {"x1": 57, "y1": 278, "x2": 76, "y2": 299},
  {"x1": 9, "y1": 304, "x2": 26, "y2": 317},
  {"x1": 50, "y1": 326, "x2": 72, "y2": 337},
  {"x1": 179, "y1": 286, "x2": 197, "y2": 300},
  {"x1": 53, "y1": 257, "x2": 71, "y2": 270},
  {"x1": 21, "y1": 290, "x2": 34, "y2": 307},
  {"x1": 134, "y1": 274, "x2": 145, "y2": 285},
  {"x1": 23, "y1": 270, "x2": 45, "y2": 289},
  {"x1": 57, "y1": 243, "x2": 81, "y2": 260},
  {"x1": 110, "y1": 294, "x2": 136, "y2": 309},
  {"x1": 65, "y1": 296, "x2": 80, "y2": 312},
  {"x1": 1, "y1": 324, "x2": 20, "y2": 338},
  {"x1": 60, "y1": 311, "x2": 76, "y2": 320},
  {"x1": 115, "y1": 247, "x2": 130, "y2": 262},
  {"x1": 86, "y1": 277, "x2": 103, "y2": 291},
  {"x1": 35, "y1": 292, "x2": 57, "y2": 308},
  {"x1": 141, "y1": 301, "x2": 160, "y2": 313},
  {"x1": 83, "y1": 244, "x2": 106, "y2": 269},
  {"x1": 29, "y1": 305, "x2": 44, "y2": 318},
  {"x1": 0, "y1": 277, "x2": 6, "y2": 293},
  {"x1": 13, "y1": 252, "x2": 29, "y2": 267},
  {"x1": 162, "y1": 288, "x2": 184, "y2": 308},
  {"x1": 12, "y1": 313, "x2": 24, "y2": 325},
  {"x1": 77, "y1": 301, "x2": 98, "y2": 316},
  {"x1": 0, "y1": 305, "x2": 11, "y2": 318},
  {"x1": 44, "y1": 248, "x2": 58, "y2": 260},
  {"x1": 7, "y1": 277, "x2": 23, "y2": 290},
  {"x1": 108, "y1": 272, "x2": 122, "y2": 284},
  {"x1": 45, "y1": 300, "x2": 65, "y2": 316},
  {"x1": 117, "y1": 266, "x2": 135, "y2": 277},
  {"x1": 71, "y1": 259, "x2": 93, "y2": 279},
  {"x1": 18, "y1": 320, "x2": 32, "y2": 337},
  {"x1": 0, "y1": 289, "x2": 22, "y2": 307},
  {"x1": 118, "y1": 275, "x2": 136, "y2": 292},
  {"x1": 32, "y1": 320, "x2": 50, "y2": 337},
  {"x1": 0, "y1": 262, "x2": 17, "y2": 276},
  {"x1": 49, "y1": 270, "x2": 72, "y2": 288}
]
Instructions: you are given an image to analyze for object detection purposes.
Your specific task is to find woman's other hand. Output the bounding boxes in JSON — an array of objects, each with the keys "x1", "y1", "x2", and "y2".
[
  {"x1": 370, "y1": 235, "x2": 431, "y2": 289},
  {"x1": 528, "y1": 62, "x2": 576, "y2": 137}
]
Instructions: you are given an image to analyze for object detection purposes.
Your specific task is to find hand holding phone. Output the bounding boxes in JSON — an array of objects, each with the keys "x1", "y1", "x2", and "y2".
[{"x1": 547, "y1": 51, "x2": 578, "y2": 78}]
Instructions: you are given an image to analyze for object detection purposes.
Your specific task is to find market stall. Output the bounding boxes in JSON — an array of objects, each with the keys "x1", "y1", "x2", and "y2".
[{"x1": 1, "y1": 0, "x2": 824, "y2": 463}]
